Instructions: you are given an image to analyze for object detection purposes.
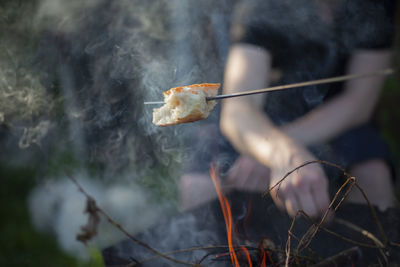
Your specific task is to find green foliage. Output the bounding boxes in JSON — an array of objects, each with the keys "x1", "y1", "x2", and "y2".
[
  {"x1": 0, "y1": 164, "x2": 78, "y2": 266},
  {"x1": 0, "y1": 161, "x2": 108, "y2": 266}
]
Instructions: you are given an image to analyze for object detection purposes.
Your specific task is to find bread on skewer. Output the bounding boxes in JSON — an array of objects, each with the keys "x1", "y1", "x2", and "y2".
[{"x1": 152, "y1": 83, "x2": 220, "y2": 126}]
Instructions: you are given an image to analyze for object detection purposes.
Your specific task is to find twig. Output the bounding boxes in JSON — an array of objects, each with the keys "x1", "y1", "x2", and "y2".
[
  {"x1": 295, "y1": 175, "x2": 355, "y2": 253},
  {"x1": 334, "y1": 218, "x2": 384, "y2": 248},
  {"x1": 285, "y1": 229, "x2": 292, "y2": 267},
  {"x1": 197, "y1": 251, "x2": 221, "y2": 265},
  {"x1": 309, "y1": 247, "x2": 361, "y2": 267},
  {"x1": 263, "y1": 159, "x2": 388, "y2": 262},
  {"x1": 284, "y1": 210, "x2": 321, "y2": 266},
  {"x1": 283, "y1": 208, "x2": 382, "y2": 267},
  {"x1": 127, "y1": 245, "x2": 226, "y2": 266},
  {"x1": 64, "y1": 170, "x2": 201, "y2": 267},
  {"x1": 333, "y1": 178, "x2": 356, "y2": 212},
  {"x1": 293, "y1": 209, "x2": 380, "y2": 249},
  {"x1": 130, "y1": 243, "x2": 315, "y2": 266},
  {"x1": 353, "y1": 183, "x2": 388, "y2": 246},
  {"x1": 263, "y1": 160, "x2": 350, "y2": 198},
  {"x1": 389, "y1": 241, "x2": 400, "y2": 248},
  {"x1": 335, "y1": 218, "x2": 388, "y2": 264},
  {"x1": 318, "y1": 225, "x2": 380, "y2": 249}
]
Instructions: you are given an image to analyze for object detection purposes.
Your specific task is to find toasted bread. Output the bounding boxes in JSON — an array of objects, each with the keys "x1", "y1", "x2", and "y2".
[{"x1": 152, "y1": 83, "x2": 220, "y2": 126}]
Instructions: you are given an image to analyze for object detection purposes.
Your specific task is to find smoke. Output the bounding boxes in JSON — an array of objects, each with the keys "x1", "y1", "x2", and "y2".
[
  {"x1": 31, "y1": 0, "x2": 232, "y2": 172},
  {"x1": 0, "y1": 1, "x2": 53, "y2": 150},
  {"x1": 2, "y1": 0, "x2": 394, "y2": 261},
  {"x1": 0, "y1": 0, "x2": 237, "y2": 259},
  {"x1": 28, "y1": 172, "x2": 167, "y2": 258}
]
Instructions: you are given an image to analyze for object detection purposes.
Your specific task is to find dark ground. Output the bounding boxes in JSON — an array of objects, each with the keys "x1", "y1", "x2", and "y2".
[{"x1": 103, "y1": 191, "x2": 400, "y2": 266}]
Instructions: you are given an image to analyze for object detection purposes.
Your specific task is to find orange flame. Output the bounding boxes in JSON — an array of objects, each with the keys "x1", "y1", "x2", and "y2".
[
  {"x1": 240, "y1": 246, "x2": 253, "y2": 267},
  {"x1": 210, "y1": 164, "x2": 240, "y2": 267},
  {"x1": 260, "y1": 249, "x2": 267, "y2": 267},
  {"x1": 266, "y1": 250, "x2": 274, "y2": 265}
]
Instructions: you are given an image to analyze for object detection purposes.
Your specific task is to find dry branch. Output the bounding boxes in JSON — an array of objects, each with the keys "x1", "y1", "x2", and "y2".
[
  {"x1": 309, "y1": 246, "x2": 360, "y2": 267},
  {"x1": 67, "y1": 157, "x2": 396, "y2": 267},
  {"x1": 76, "y1": 197, "x2": 100, "y2": 244},
  {"x1": 265, "y1": 160, "x2": 391, "y2": 266},
  {"x1": 64, "y1": 170, "x2": 201, "y2": 267}
]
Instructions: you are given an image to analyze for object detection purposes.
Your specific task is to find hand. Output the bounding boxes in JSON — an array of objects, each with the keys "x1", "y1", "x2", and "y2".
[
  {"x1": 225, "y1": 155, "x2": 270, "y2": 192},
  {"x1": 269, "y1": 143, "x2": 330, "y2": 219}
]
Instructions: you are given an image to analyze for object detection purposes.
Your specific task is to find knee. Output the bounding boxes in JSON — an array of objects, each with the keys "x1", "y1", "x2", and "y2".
[
  {"x1": 347, "y1": 158, "x2": 396, "y2": 210},
  {"x1": 349, "y1": 159, "x2": 392, "y2": 185}
]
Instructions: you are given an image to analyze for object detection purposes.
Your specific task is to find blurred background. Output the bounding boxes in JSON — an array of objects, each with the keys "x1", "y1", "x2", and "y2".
[{"x1": 0, "y1": 0, "x2": 398, "y2": 266}]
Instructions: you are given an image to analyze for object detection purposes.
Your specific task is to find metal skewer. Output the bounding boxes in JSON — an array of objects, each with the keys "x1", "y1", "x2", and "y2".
[
  {"x1": 143, "y1": 101, "x2": 165, "y2": 105},
  {"x1": 144, "y1": 68, "x2": 394, "y2": 105}
]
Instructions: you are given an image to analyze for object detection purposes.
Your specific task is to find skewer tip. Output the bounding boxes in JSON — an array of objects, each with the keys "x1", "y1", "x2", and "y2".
[{"x1": 144, "y1": 101, "x2": 164, "y2": 105}]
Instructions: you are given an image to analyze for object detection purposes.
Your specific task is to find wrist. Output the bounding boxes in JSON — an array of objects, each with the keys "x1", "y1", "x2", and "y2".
[{"x1": 258, "y1": 129, "x2": 302, "y2": 167}]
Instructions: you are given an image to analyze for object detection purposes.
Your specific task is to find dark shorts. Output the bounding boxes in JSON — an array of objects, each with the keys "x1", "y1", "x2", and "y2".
[
  {"x1": 310, "y1": 123, "x2": 396, "y2": 183},
  {"x1": 183, "y1": 123, "x2": 395, "y2": 183}
]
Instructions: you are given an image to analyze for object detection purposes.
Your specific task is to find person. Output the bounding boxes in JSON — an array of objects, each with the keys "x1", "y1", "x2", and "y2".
[{"x1": 218, "y1": 0, "x2": 397, "y2": 218}]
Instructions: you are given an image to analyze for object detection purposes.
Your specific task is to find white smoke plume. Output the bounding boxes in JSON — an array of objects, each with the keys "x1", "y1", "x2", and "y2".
[
  {"x1": 28, "y1": 173, "x2": 168, "y2": 259},
  {"x1": 0, "y1": 0, "x2": 236, "y2": 259}
]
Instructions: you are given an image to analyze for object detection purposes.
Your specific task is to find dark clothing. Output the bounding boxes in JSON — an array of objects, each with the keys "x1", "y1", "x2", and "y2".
[
  {"x1": 184, "y1": 122, "x2": 395, "y2": 184},
  {"x1": 185, "y1": 0, "x2": 396, "y2": 182},
  {"x1": 229, "y1": 0, "x2": 396, "y2": 180},
  {"x1": 231, "y1": 0, "x2": 395, "y2": 125}
]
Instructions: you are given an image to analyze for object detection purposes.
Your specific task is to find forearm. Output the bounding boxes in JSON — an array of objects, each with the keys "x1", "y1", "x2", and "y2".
[
  {"x1": 283, "y1": 49, "x2": 392, "y2": 146},
  {"x1": 221, "y1": 44, "x2": 286, "y2": 166},
  {"x1": 282, "y1": 90, "x2": 375, "y2": 146},
  {"x1": 221, "y1": 101, "x2": 295, "y2": 166},
  {"x1": 221, "y1": 46, "x2": 331, "y2": 219}
]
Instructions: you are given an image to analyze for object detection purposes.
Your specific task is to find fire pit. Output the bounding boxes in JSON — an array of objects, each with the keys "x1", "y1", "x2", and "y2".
[{"x1": 102, "y1": 190, "x2": 400, "y2": 266}]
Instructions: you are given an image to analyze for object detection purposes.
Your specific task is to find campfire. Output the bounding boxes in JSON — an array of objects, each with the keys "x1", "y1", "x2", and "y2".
[
  {"x1": 66, "y1": 159, "x2": 400, "y2": 266},
  {"x1": 2, "y1": 0, "x2": 399, "y2": 265}
]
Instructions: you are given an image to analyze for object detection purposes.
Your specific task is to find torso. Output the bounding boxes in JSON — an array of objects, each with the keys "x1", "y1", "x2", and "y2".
[{"x1": 231, "y1": 0, "x2": 395, "y2": 124}]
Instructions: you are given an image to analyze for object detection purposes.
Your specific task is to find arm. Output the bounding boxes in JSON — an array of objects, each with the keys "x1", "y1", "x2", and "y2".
[
  {"x1": 221, "y1": 44, "x2": 330, "y2": 218},
  {"x1": 220, "y1": 43, "x2": 278, "y2": 160},
  {"x1": 283, "y1": 50, "x2": 392, "y2": 146}
]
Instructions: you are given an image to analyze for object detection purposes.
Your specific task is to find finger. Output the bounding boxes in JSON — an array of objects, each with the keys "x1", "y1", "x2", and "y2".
[
  {"x1": 284, "y1": 191, "x2": 300, "y2": 218},
  {"x1": 270, "y1": 186, "x2": 285, "y2": 211},
  {"x1": 296, "y1": 188, "x2": 318, "y2": 218},
  {"x1": 310, "y1": 178, "x2": 330, "y2": 215},
  {"x1": 291, "y1": 170, "x2": 319, "y2": 218},
  {"x1": 311, "y1": 186, "x2": 332, "y2": 222}
]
